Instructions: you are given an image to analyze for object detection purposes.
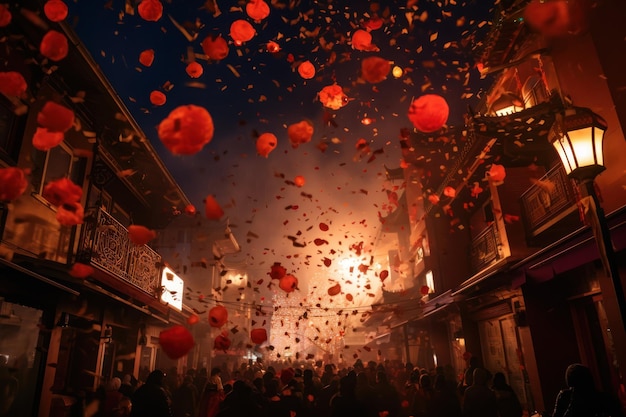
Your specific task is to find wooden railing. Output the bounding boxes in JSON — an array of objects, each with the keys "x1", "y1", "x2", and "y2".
[{"x1": 470, "y1": 222, "x2": 501, "y2": 274}]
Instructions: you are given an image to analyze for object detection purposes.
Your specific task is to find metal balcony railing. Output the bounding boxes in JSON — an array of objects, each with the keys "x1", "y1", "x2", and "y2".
[
  {"x1": 77, "y1": 207, "x2": 161, "y2": 295},
  {"x1": 470, "y1": 222, "x2": 501, "y2": 274},
  {"x1": 520, "y1": 165, "x2": 577, "y2": 236}
]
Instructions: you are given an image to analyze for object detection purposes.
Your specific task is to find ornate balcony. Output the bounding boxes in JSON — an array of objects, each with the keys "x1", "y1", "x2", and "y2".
[
  {"x1": 470, "y1": 222, "x2": 502, "y2": 274},
  {"x1": 77, "y1": 207, "x2": 161, "y2": 296}
]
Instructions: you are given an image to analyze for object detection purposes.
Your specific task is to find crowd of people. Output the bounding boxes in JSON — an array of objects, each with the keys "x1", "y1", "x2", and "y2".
[{"x1": 71, "y1": 358, "x2": 618, "y2": 417}]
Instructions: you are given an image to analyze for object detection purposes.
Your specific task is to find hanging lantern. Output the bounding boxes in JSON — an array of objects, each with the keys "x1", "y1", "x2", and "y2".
[
  {"x1": 32, "y1": 128, "x2": 64, "y2": 151},
  {"x1": 37, "y1": 101, "x2": 75, "y2": 132},
  {"x1": 328, "y1": 283, "x2": 341, "y2": 296},
  {"x1": 246, "y1": 0, "x2": 270, "y2": 21},
  {"x1": 256, "y1": 133, "x2": 278, "y2": 157},
  {"x1": 186, "y1": 61, "x2": 203, "y2": 78},
  {"x1": 319, "y1": 84, "x2": 349, "y2": 110},
  {"x1": 42, "y1": 178, "x2": 82, "y2": 206},
  {"x1": 208, "y1": 305, "x2": 228, "y2": 328},
  {"x1": 268, "y1": 262, "x2": 287, "y2": 280},
  {"x1": 279, "y1": 274, "x2": 298, "y2": 293},
  {"x1": 361, "y1": 56, "x2": 390, "y2": 84},
  {"x1": 44, "y1": 0, "x2": 68, "y2": 22},
  {"x1": 137, "y1": 0, "x2": 163, "y2": 22},
  {"x1": 128, "y1": 225, "x2": 157, "y2": 245},
  {"x1": 0, "y1": 72, "x2": 27, "y2": 96},
  {"x1": 287, "y1": 120, "x2": 314, "y2": 148},
  {"x1": 139, "y1": 49, "x2": 155, "y2": 67},
  {"x1": 487, "y1": 164, "x2": 506, "y2": 182},
  {"x1": 0, "y1": 4, "x2": 11, "y2": 27},
  {"x1": 250, "y1": 328, "x2": 268, "y2": 345},
  {"x1": 56, "y1": 202, "x2": 84, "y2": 226},
  {"x1": 40, "y1": 30, "x2": 68, "y2": 61},
  {"x1": 351, "y1": 29, "x2": 378, "y2": 51},
  {"x1": 230, "y1": 19, "x2": 255, "y2": 46},
  {"x1": 0, "y1": 167, "x2": 28, "y2": 201},
  {"x1": 201, "y1": 35, "x2": 229, "y2": 61},
  {"x1": 159, "y1": 325, "x2": 195, "y2": 359},
  {"x1": 297, "y1": 61, "x2": 316, "y2": 80},
  {"x1": 294, "y1": 175, "x2": 305, "y2": 187},
  {"x1": 214, "y1": 331, "x2": 231, "y2": 351},
  {"x1": 69, "y1": 263, "x2": 94, "y2": 279},
  {"x1": 150, "y1": 91, "x2": 167, "y2": 106},
  {"x1": 407, "y1": 94, "x2": 449, "y2": 133},
  {"x1": 158, "y1": 105, "x2": 214, "y2": 155},
  {"x1": 204, "y1": 195, "x2": 224, "y2": 220},
  {"x1": 420, "y1": 285, "x2": 430, "y2": 296}
]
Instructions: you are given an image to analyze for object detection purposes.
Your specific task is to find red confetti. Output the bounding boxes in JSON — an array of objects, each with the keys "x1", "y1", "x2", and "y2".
[
  {"x1": 139, "y1": 49, "x2": 155, "y2": 66},
  {"x1": 40, "y1": 30, "x2": 68, "y2": 61},
  {"x1": 69, "y1": 263, "x2": 95, "y2": 279},
  {"x1": 328, "y1": 283, "x2": 341, "y2": 296},
  {"x1": 32, "y1": 128, "x2": 64, "y2": 151},
  {"x1": 230, "y1": 19, "x2": 255, "y2": 46},
  {"x1": 0, "y1": 72, "x2": 27, "y2": 96},
  {"x1": 138, "y1": 0, "x2": 163, "y2": 22},
  {"x1": 201, "y1": 35, "x2": 229, "y2": 61},
  {"x1": 246, "y1": 0, "x2": 270, "y2": 21},
  {"x1": 279, "y1": 274, "x2": 298, "y2": 293},
  {"x1": 0, "y1": 4, "x2": 12, "y2": 27},
  {"x1": 0, "y1": 168, "x2": 28, "y2": 201},
  {"x1": 186, "y1": 62, "x2": 203, "y2": 78},
  {"x1": 37, "y1": 101, "x2": 75, "y2": 133},
  {"x1": 204, "y1": 195, "x2": 224, "y2": 220},
  {"x1": 297, "y1": 61, "x2": 316, "y2": 79},
  {"x1": 256, "y1": 133, "x2": 278, "y2": 157},
  {"x1": 407, "y1": 95, "x2": 449, "y2": 133},
  {"x1": 158, "y1": 105, "x2": 214, "y2": 155},
  {"x1": 251, "y1": 328, "x2": 268, "y2": 344},
  {"x1": 287, "y1": 120, "x2": 314, "y2": 148},
  {"x1": 150, "y1": 90, "x2": 167, "y2": 106},
  {"x1": 361, "y1": 56, "x2": 390, "y2": 84},
  {"x1": 128, "y1": 225, "x2": 157, "y2": 245},
  {"x1": 44, "y1": 0, "x2": 68, "y2": 22},
  {"x1": 42, "y1": 178, "x2": 82, "y2": 206},
  {"x1": 159, "y1": 325, "x2": 194, "y2": 359}
]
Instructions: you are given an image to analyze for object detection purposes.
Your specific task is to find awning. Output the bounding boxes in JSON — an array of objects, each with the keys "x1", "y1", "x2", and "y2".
[{"x1": 0, "y1": 258, "x2": 80, "y2": 296}]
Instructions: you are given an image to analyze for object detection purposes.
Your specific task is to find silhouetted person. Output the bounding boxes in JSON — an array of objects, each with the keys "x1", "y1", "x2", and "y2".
[
  {"x1": 130, "y1": 369, "x2": 172, "y2": 417},
  {"x1": 492, "y1": 372, "x2": 522, "y2": 417},
  {"x1": 172, "y1": 375, "x2": 198, "y2": 417},
  {"x1": 355, "y1": 372, "x2": 377, "y2": 417},
  {"x1": 330, "y1": 374, "x2": 367, "y2": 417},
  {"x1": 198, "y1": 367, "x2": 224, "y2": 417},
  {"x1": 552, "y1": 363, "x2": 616, "y2": 417},
  {"x1": 374, "y1": 370, "x2": 401, "y2": 417},
  {"x1": 462, "y1": 368, "x2": 497, "y2": 417},
  {"x1": 433, "y1": 373, "x2": 462, "y2": 417}
]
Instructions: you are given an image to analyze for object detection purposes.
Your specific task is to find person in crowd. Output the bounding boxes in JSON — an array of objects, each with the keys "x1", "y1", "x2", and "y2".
[
  {"x1": 492, "y1": 372, "x2": 523, "y2": 417},
  {"x1": 130, "y1": 369, "x2": 172, "y2": 417},
  {"x1": 103, "y1": 377, "x2": 125, "y2": 417},
  {"x1": 355, "y1": 371, "x2": 378, "y2": 417},
  {"x1": 264, "y1": 376, "x2": 291, "y2": 417},
  {"x1": 458, "y1": 356, "x2": 480, "y2": 397},
  {"x1": 330, "y1": 373, "x2": 367, "y2": 417},
  {"x1": 119, "y1": 374, "x2": 137, "y2": 399},
  {"x1": 216, "y1": 379, "x2": 259, "y2": 417},
  {"x1": 374, "y1": 370, "x2": 401, "y2": 417},
  {"x1": 197, "y1": 367, "x2": 225, "y2": 417},
  {"x1": 316, "y1": 376, "x2": 340, "y2": 417},
  {"x1": 433, "y1": 373, "x2": 462, "y2": 417},
  {"x1": 171, "y1": 375, "x2": 198, "y2": 417},
  {"x1": 321, "y1": 364, "x2": 336, "y2": 387},
  {"x1": 462, "y1": 368, "x2": 497, "y2": 417},
  {"x1": 552, "y1": 363, "x2": 617, "y2": 417},
  {"x1": 410, "y1": 373, "x2": 435, "y2": 417}
]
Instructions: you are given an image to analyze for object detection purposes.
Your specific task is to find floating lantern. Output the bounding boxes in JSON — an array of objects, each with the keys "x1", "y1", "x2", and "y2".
[
  {"x1": 128, "y1": 225, "x2": 157, "y2": 245},
  {"x1": 230, "y1": 19, "x2": 255, "y2": 46},
  {"x1": 407, "y1": 94, "x2": 449, "y2": 133},
  {"x1": 328, "y1": 283, "x2": 341, "y2": 296},
  {"x1": 351, "y1": 29, "x2": 377, "y2": 51},
  {"x1": 443, "y1": 186, "x2": 456, "y2": 198},
  {"x1": 158, "y1": 105, "x2": 214, "y2": 155},
  {"x1": 184, "y1": 204, "x2": 196, "y2": 216},
  {"x1": 0, "y1": 4, "x2": 11, "y2": 27},
  {"x1": 246, "y1": 0, "x2": 270, "y2": 21},
  {"x1": 294, "y1": 175, "x2": 305, "y2": 187},
  {"x1": 186, "y1": 62, "x2": 203, "y2": 78},
  {"x1": 32, "y1": 128, "x2": 64, "y2": 151},
  {"x1": 139, "y1": 49, "x2": 155, "y2": 67},
  {"x1": 69, "y1": 263, "x2": 94, "y2": 279},
  {"x1": 204, "y1": 195, "x2": 224, "y2": 220},
  {"x1": 392, "y1": 66, "x2": 403, "y2": 78},
  {"x1": 266, "y1": 41, "x2": 280, "y2": 53},
  {"x1": 524, "y1": 0, "x2": 590, "y2": 38},
  {"x1": 319, "y1": 84, "x2": 349, "y2": 110},
  {"x1": 363, "y1": 16, "x2": 383, "y2": 31},
  {"x1": 420, "y1": 285, "x2": 430, "y2": 296},
  {"x1": 250, "y1": 328, "x2": 268, "y2": 345},
  {"x1": 137, "y1": 0, "x2": 163, "y2": 22},
  {"x1": 42, "y1": 178, "x2": 82, "y2": 206},
  {"x1": 208, "y1": 305, "x2": 228, "y2": 328},
  {"x1": 361, "y1": 56, "x2": 390, "y2": 84},
  {"x1": 287, "y1": 120, "x2": 314, "y2": 148},
  {"x1": 0, "y1": 167, "x2": 28, "y2": 201},
  {"x1": 214, "y1": 331, "x2": 231, "y2": 351},
  {"x1": 256, "y1": 133, "x2": 278, "y2": 157},
  {"x1": 297, "y1": 61, "x2": 316, "y2": 79},
  {"x1": 159, "y1": 325, "x2": 195, "y2": 359},
  {"x1": 40, "y1": 30, "x2": 68, "y2": 61},
  {"x1": 44, "y1": 0, "x2": 68, "y2": 22},
  {"x1": 279, "y1": 274, "x2": 298, "y2": 293},
  {"x1": 428, "y1": 194, "x2": 440, "y2": 205},
  {"x1": 201, "y1": 35, "x2": 229, "y2": 61},
  {"x1": 56, "y1": 202, "x2": 84, "y2": 226},
  {"x1": 268, "y1": 262, "x2": 287, "y2": 280},
  {"x1": 150, "y1": 91, "x2": 166, "y2": 106},
  {"x1": 37, "y1": 101, "x2": 74, "y2": 132},
  {"x1": 488, "y1": 164, "x2": 506, "y2": 182},
  {"x1": 0, "y1": 72, "x2": 27, "y2": 96}
]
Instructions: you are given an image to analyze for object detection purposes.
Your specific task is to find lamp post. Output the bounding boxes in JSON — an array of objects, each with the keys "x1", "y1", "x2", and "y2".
[{"x1": 549, "y1": 105, "x2": 626, "y2": 377}]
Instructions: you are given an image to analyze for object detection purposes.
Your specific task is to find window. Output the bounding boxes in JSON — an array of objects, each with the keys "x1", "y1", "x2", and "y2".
[
  {"x1": 0, "y1": 96, "x2": 25, "y2": 164},
  {"x1": 31, "y1": 142, "x2": 87, "y2": 203}
]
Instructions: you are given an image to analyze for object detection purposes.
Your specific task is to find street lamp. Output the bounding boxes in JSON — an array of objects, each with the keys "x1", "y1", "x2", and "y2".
[{"x1": 549, "y1": 105, "x2": 626, "y2": 374}]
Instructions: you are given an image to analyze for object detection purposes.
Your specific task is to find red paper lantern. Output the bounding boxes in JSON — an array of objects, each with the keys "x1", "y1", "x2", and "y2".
[
  {"x1": 0, "y1": 167, "x2": 28, "y2": 201},
  {"x1": 44, "y1": 0, "x2": 68, "y2": 22},
  {"x1": 488, "y1": 164, "x2": 506, "y2": 182},
  {"x1": 187, "y1": 314, "x2": 200, "y2": 325},
  {"x1": 246, "y1": 0, "x2": 270, "y2": 21},
  {"x1": 266, "y1": 41, "x2": 280, "y2": 53},
  {"x1": 319, "y1": 84, "x2": 349, "y2": 110},
  {"x1": 42, "y1": 178, "x2": 82, "y2": 206},
  {"x1": 279, "y1": 274, "x2": 298, "y2": 293},
  {"x1": 428, "y1": 194, "x2": 440, "y2": 205},
  {"x1": 363, "y1": 16, "x2": 383, "y2": 31},
  {"x1": 32, "y1": 128, "x2": 64, "y2": 151},
  {"x1": 294, "y1": 175, "x2": 305, "y2": 187},
  {"x1": 420, "y1": 285, "x2": 430, "y2": 295},
  {"x1": 250, "y1": 328, "x2": 268, "y2": 345},
  {"x1": 201, "y1": 35, "x2": 229, "y2": 61},
  {"x1": 443, "y1": 186, "x2": 456, "y2": 198},
  {"x1": 256, "y1": 133, "x2": 278, "y2": 157},
  {"x1": 186, "y1": 62, "x2": 203, "y2": 78},
  {"x1": 524, "y1": 0, "x2": 590, "y2": 38},
  {"x1": 0, "y1": 72, "x2": 27, "y2": 96},
  {"x1": 214, "y1": 331, "x2": 231, "y2": 351},
  {"x1": 287, "y1": 120, "x2": 314, "y2": 148},
  {"x1": 139, "y1": 49, "x2": 155, "y2": 67},
  {"x1": 137, "y1": 0, "x2": 163, "y2": 22},
  {"x1": 0, "y1": 4, "x2": 11, "y2": 27},
  {"x1": 159, "y1": 325, "x2": 195, "y2": 359},
  {"x1": 407, "y1": 94, "x2": 449, "y2": 133},
  {"x1": 184, "y1": 204, "x2": 196, "y2": 216},
  {"x1": 379, "y1": 270, "x2": 389, "y2": 282},
  {"x1": 150, "y1": 90, "x2": 167, "y2": 106},
  {"x1": 158, "y1": 105, "x2": 214, "y2": 155},
  {"x1": 268, "y1": 262, "x2": 287, "y2": 280},
  {"x1": 208, "y1": 305, "x2": 228, "y2": 328},
  {"x1": 128, "y1": 225, "x2": 157, "y2": 245},
  {"x1": 297, "y1": 61, "x2": 316, "y2": 79},
  {"x1": 56, "y1": 201, "x2": 84, "y2": 226},
  {"x1": 351, "y1": 29, "x2": 377, "y2": 51},
  {"x1": 69, "y1": 263, "x2": 94, "y2": 279},
  {"x1": 40, "y1": 30, "x2": 68, "y2": 61},
  {"x1": 361, "y1": 56, "x2": 390, "y2": 84},
  {"x1": 328, "y1": 283, "x2": 341, "y2": 296},
  {"x1": 204, "y1": 195, "x2": 224, "y2": 220},
  {"x1": 37, "y1": 101, "x2": 74, "y2": 133},
  {"x1": 230, "y1": 19, "x2": 255, "y2": 46}
]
